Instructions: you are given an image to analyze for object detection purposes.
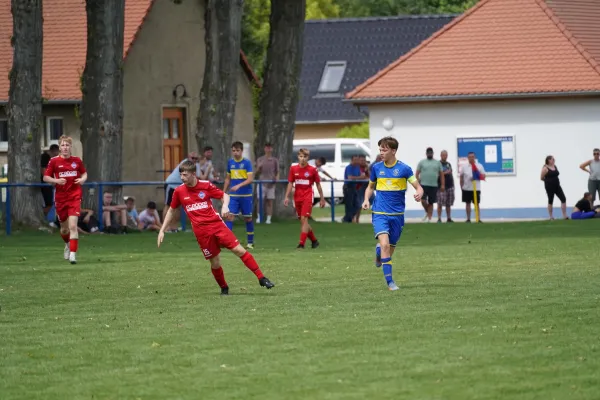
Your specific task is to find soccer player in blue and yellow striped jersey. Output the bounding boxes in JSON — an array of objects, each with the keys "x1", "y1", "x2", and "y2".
[
  {"x1": 224, "y1": 141, "x2": 255, "y2": 249},
  {"x1": 362, "y1": 136, "x2": 424, "y2": 291}
]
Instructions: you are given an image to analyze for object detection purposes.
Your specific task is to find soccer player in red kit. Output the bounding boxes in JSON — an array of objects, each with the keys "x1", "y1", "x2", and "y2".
[
  {"x1": 157, "y1": 160, "x2": 275, "y2": 295},
  {"x1": 284, "y1": 148, "x2": 326, "y2": 249},
  {"x1": 43, "y1": 135, "x2": 87, "y2": 264}
]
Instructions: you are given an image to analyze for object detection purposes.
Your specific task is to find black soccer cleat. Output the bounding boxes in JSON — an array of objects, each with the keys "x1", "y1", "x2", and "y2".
[
  {"x1": 311, "y1": 240, "x2": 320, "y2": 249},
  {"x1": 296, "y1": 244, "x2": 305, "y2": 249},
  {"x1": 220, "y1": 286, "x2": 229, "y2": 295},
  {"x1": 259, "y1": 277, "x2": 275, "y2": 289}
]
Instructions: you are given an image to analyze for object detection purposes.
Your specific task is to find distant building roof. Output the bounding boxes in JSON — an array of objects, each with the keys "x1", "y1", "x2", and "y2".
[
  {"x1": 347, "y1": 0, "x2": 600, "y2": 103},
  {"x1": 0, "y1": 0, "x2": 259, "y2": 103},
  {"x1": 295, "y1": 15, "x2": 456, "y2": 124}
]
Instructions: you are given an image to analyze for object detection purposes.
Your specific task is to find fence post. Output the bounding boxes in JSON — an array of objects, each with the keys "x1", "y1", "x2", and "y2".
[
  {"x1": 97, "y1": 183, "x2": 104, "y2": 231},
  {"x1": 330, "y1": 180, "x2": 335, "y2": 223},
  {"x1": 258, "y1": 182, "x2": 264, "y2": 224},
  {"x1": 5, "y1": 186, "x2": 11, "y2": 236}
]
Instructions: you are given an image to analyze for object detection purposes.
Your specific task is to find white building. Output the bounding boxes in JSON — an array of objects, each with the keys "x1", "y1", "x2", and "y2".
[{"x1": 347, "y1": 0, "x2": 600, "y2": 219}]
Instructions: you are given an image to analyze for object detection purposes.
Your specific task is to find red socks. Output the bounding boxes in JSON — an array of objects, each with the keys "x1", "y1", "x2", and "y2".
[
  {"x1": 299, "y1": 231, "x2": 316, "y2": 245},
  {"x1": 240, "y1": 252, "x2": 264, "y2": 279},
  {"x1": 61, "y1": 233, "x2": 69, "y2": 243},
  {"x1": 211, "y1": 267, "x2": 228, "y2": 288},
  {"x1": 299, "y1": 232, "x2": 308, "y2": 245},
  {"x1": 69, "y1": 239, "x2": 78, "y2": 253}
]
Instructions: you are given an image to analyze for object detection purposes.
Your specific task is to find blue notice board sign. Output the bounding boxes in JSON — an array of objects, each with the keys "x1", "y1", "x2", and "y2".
[{"x1": 456, "y1": 136, "x2": 516, "y2": 175}]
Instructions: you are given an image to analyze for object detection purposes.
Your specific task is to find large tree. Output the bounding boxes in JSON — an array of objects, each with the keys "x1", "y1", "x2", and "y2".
[
  {"x1": 196, "y1": 0, "x2": 244, "y2": 180},
  {"x1": 255, "y1": 0, "x2": 306, "y2": 217},
  {"x1": 80, "y1": 0, "x2": 125, "y2": 208},
  {"x1": 6, "y1": 0, "x2": 45, "y2": 227}
]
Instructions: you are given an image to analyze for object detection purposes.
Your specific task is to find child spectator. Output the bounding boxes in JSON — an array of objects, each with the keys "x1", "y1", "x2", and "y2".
[{"x1": 138, "y1": 201, "x2": 162, "y2": 231}]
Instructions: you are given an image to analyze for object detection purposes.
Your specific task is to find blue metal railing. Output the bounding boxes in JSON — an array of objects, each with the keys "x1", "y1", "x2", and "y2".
[{"x1": 1, "y1": 179, "x2": 369, "y2": 235}]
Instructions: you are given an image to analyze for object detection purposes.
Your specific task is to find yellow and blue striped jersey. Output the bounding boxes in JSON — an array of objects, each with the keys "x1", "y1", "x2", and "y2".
[
  {"x1": 227, "y1": 157, "x2": 253, "y2": 196},
  {"x1": 370, "y1": 160, "x2": 416, "y2": 215}
]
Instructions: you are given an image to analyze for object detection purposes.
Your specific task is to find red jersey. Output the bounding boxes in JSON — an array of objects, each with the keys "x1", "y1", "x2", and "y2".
[
  {"x1": 170, "y1": 180, "x2": 225, "y2": 227},
  {"x1": 43, "y1": 156, "x2": 86, "y2": 202},
  {"x1": 288, "y1": 164, "x2": 320, "y2": 200}
]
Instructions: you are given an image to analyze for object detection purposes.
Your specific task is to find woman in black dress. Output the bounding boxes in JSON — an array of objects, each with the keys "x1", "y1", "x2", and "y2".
[{"x1": 541, "y1": 155, "x2": 568, "y2": 220}]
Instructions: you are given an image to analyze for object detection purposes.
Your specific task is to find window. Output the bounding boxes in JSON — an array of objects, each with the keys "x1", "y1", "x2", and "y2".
[
  {"x1": 0, "y1": 119, "x2": 7, "y2": 150},
  {"x1": 341, "y1": 143, "x2": 369, "y2": 164},
  {"x1": 293, "y1": 144, "x2": 335, "y2": 163},
  {"x1": 45, "y1": 117, "x2": 64, "y2": 147},
  {"x1": 317, "y1": 61, "x2": 347, "y2": 93}
]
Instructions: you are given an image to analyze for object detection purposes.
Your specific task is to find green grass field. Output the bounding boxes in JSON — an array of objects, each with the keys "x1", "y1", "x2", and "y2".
[{"x1": 1, "y1": 220, "x2": 599, "y2": 400}]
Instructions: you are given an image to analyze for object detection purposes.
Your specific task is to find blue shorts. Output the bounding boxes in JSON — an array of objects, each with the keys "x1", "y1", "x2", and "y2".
[
  {"x1": 229, "y1": 196, "x2": 253, "y2": 217},
  {"x1": 372, "y1": 213, "x2": 404, "y2": 246}
]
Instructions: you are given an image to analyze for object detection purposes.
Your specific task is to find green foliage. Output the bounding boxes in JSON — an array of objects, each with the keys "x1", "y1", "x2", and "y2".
[
  {"x1": 335, "y1": 0, "x2": 476, "y2": 16},
  {"x1": 336, "y1": 120, "x2": 369, "y2": 138},
  {"x1": 242, "y1": 0, "x2": 340, "y2": 76}
]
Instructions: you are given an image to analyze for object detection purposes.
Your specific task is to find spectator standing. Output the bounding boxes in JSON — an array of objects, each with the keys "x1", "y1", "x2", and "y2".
[
  {"x1": 138, "y1": 201, "x2": 162, "y2": 231},
  {"x1": 459, "y1": 152, "x2": 486, "y2": 223},
  {"x1": 41, "y1": 144, "x2": 59, "y2": 215},
  {"x1": 342, "y1": 155, "x2": 366, "y2": 223},
  {"x1": 354, "y1": 155, "x2": 369, "y2": 223},
  {"x1": 416, "y1": 147, "x2": 444, "y2": 223},
  {"x1": 199, "y1": 146, "x2": 215, "y2": 182},
  {"x1": 579, "y1": 148, "x2": 600, "y2": 203},
  {"x1": 436, "y1": 150, "x2": 455, "y2": 223},
  {"x1": 255, "y1": 142, "x2": 279, "y2": 224},
  {"x1": 541, "y1": 155, "x2": 568, "y2": 220}
]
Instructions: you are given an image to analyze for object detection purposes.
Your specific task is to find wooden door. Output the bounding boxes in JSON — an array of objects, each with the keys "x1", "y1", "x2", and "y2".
[{"x1": 162, "y1": 108, "x2": 185, "y2": 179}]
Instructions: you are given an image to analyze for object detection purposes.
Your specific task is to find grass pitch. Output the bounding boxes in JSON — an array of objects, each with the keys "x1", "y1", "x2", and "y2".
[{"x1": 1, "y1": 220, "x2": 599, "y2": 399}]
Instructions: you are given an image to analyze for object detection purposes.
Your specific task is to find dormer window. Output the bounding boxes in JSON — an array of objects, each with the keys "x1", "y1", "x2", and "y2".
[{"x1": 318, "y1": 61, "x2": 347, "y2": 93}]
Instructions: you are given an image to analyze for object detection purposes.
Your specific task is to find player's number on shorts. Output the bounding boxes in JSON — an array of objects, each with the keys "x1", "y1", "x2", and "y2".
[{"x1": 202, "y1": 248, "x2": 211, "y2": 257}]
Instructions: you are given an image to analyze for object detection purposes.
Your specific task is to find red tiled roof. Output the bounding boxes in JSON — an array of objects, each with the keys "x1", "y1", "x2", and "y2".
[
  {"x1": 346, "y1": 0, "x2": 600, "y2": 102},
  {"x1": 0, "y1": 0, "x2": 260, "y2": 102}
]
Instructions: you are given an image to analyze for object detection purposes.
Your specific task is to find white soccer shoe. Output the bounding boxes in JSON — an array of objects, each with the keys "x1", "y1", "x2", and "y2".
[
  {"x1": 69, "y1": 252, "x2": 77, "y2": 265},
  {"x1": 64, "y1": 244, "x2": 70, "y2": 260},
  {"x1": 388, "y1": 281, "x2": 399, "y2": 291}
]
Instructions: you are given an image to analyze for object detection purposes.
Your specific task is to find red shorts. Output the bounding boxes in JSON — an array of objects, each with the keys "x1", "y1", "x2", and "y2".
[
  {"x1": 193, "y1": 222, "x2": 240, "y2": 260},
  {"x1": 56, "y1": 199, "x2": 81, "y2": 222},
  {"x1": 294, "y1": 198, "x2": 313, "y2": 218}
]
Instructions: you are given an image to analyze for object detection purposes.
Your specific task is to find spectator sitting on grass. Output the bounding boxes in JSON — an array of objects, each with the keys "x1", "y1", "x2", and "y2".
[
  {"x1": 571, "y1": 192, "x2": 600, "y2": 220},
  {"x1": 125, "y1": 196, "x2": 140, "y2": 231},
  {"x1": 102, "y1": 191, "x2": 128, "y2": 234},
  {"x1": 138, "y1": 201, "x2": 162, "y2": 231}
]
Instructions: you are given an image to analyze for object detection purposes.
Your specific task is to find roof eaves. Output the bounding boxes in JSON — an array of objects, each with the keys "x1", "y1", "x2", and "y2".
[
  {"x1": 295, "y1": 119, "x2": 364, "y2": 125},
  {"x1": 123, "y1": 0, "x2": 157, "y2": 61},
  {"x1": 345, "y1": 0, "x2": 493, "y2": 100},
  {"x1": 0, "y1": 99, "x2": 81, "y2": 105},
  {"x1": 536, "y1": 0, "x2": 600, "y2": 76},
  {"x1": 345, "y1": 90, "x2": 600, "y2": 104},
  {"x1": 305, "y1": 14, "x2": 459, "y2": 24}
]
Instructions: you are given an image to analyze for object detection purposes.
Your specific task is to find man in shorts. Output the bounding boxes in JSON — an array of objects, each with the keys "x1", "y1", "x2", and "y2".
[
  {"x1": 436, "y1": 150, "x2": 455, "y2": 223},
  {"x1": 416, "y1": 147, "x2": 444, "y2": 223},
  {"x1": 255, "y1": 142, "x2": 279, "y2": 224},
  {"x1": 158, "y1": 160, "x2": 274, "y2": 295}
]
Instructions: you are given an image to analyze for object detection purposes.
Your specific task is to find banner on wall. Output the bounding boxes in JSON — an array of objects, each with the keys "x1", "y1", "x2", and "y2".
[{"x1": 457, "y1": 135, "x2": 516, "y2": 176}]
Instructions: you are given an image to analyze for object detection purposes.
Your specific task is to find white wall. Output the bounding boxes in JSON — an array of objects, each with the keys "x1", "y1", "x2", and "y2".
[{"x1": 369, "y1": 97, "x2": 600, "y2": 212}]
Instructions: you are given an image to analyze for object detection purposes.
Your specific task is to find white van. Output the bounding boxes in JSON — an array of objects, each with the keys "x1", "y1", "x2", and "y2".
[{"x1": 292, "y1": 138, "x2": 371, "y2": 204}]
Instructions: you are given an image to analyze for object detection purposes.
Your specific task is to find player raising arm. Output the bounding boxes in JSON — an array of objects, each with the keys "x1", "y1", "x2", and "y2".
[
  {"x1": 284, "y1": 148, "x2": 326, "y2": 249},
  {"x1": 362, "y1": 136, "x2": 423, "y2": 291},
  {"x1": 43, "y1": 135, "x2": 87, "y2": 264},
  {"x1": 158, "y1": 160, "x2": 274, "y2": 295}
]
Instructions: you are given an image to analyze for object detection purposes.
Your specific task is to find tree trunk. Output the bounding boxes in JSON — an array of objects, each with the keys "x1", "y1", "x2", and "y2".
[
  {"x1": 80, "y1": 0, "x2": 125, "y2": 209},
  {"x1": 6, "y1": 0, "x2": 46, "y2": 228},
  {"x1": 196, "y1": 0, "x2": 243, "y2": 181},
  {"x1": 255, "y1": 0, "x2": 306, "y2": 218}
]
